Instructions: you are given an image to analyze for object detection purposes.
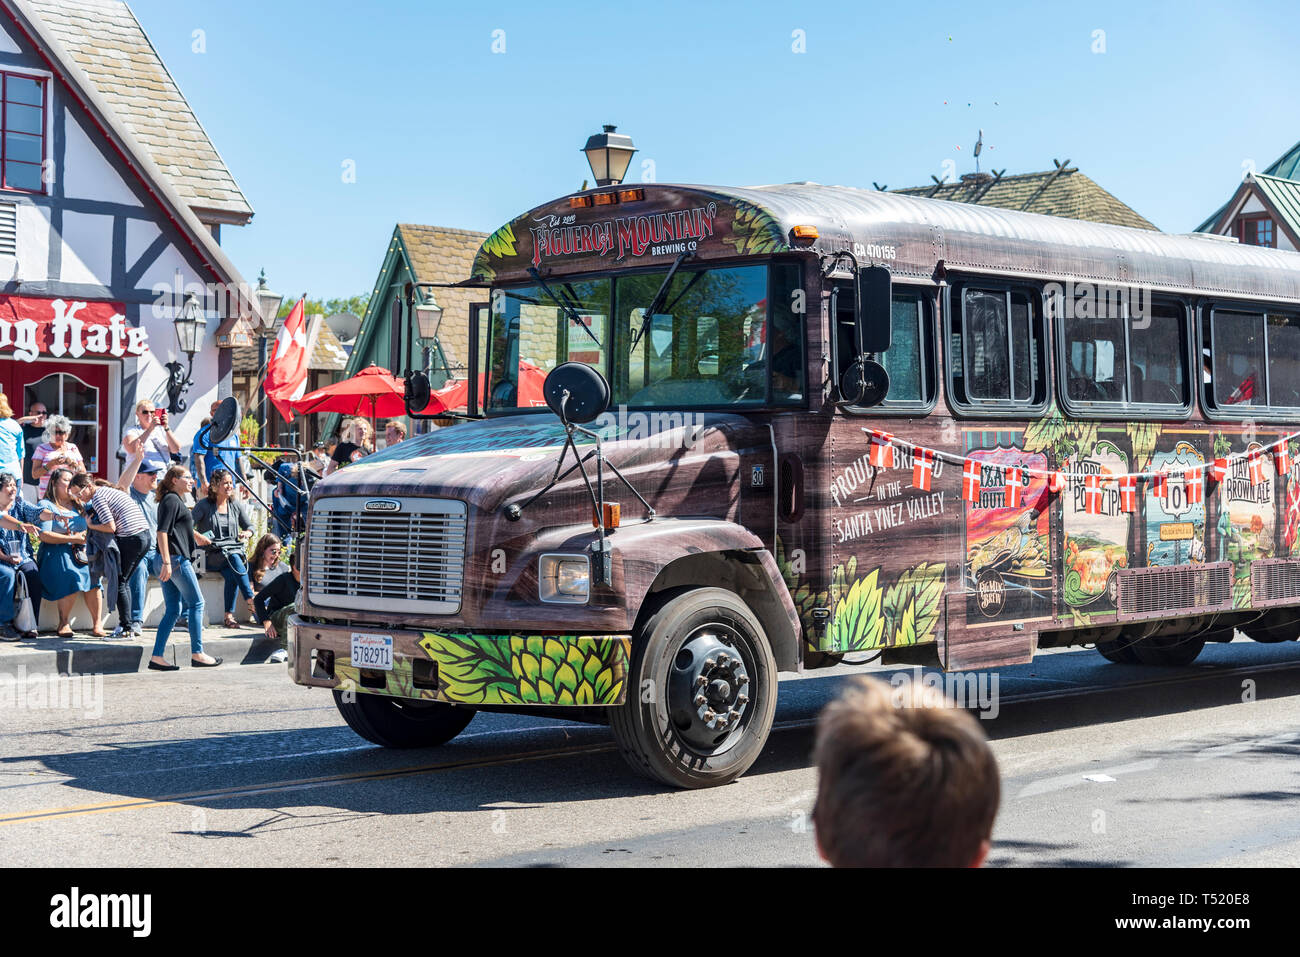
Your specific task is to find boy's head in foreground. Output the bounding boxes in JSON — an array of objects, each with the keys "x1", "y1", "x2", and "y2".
[{"x1": 813, "y1": 676, "x2": 1000, "y2": 867}]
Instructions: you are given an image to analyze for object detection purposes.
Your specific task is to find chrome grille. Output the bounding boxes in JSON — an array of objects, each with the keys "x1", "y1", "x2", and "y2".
[
  {"x1": 307, "y1": 496, "x2": 467, "y2": 615},
  {"x1": 1251, "y1": 560, "x2": 1300, "y2": 608},
  {"x1": 1117, "y1": 562, "x2": 1233, "y2": 620}
]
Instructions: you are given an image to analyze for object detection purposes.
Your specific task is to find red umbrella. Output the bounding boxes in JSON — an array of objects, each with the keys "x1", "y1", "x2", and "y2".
[
  {"x1": 426, "y1": 361, "x2": 548, "y2": 413},
  {"x1": 289, "y1": 364, "x2": 413, "y2": 421}
]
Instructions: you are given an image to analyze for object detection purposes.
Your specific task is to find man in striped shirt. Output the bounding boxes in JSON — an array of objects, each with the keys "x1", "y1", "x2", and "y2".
[{"x1": 70, "y1": 473, "x2": 152, "y2": 639}]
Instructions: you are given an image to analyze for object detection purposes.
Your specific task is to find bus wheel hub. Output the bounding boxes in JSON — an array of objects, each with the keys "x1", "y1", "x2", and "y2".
[{"x1": 669, "y1": 628, "x2": 750, "y2": 748}]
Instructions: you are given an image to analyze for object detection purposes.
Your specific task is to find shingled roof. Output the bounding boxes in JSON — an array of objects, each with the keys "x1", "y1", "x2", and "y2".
[
  {"x1": 24, "y1": 0, "x2": 253, "y2": 225},
  {"x1": 893, "y1": 164, "x2": 1158, "y2": 231},
  {"x1": 393, "y1": 224, "x2": 487, "y2": 366}
]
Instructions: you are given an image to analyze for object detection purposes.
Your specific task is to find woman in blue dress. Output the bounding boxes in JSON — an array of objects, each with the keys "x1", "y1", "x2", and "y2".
[{"x1": 37, "y1": 467, "x2": 104, "y2": 637}]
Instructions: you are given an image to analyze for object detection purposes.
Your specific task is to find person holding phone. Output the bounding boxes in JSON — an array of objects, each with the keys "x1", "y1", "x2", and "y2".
[
  {"x1": 18, "y1": 400, "x2": 48, "y2": 503},
  {"x1": 30, "y1": 417, "x2": 85, "y2": 498},
  {"x1": 122, "y1": 400, "x2": 179, "y2": 473}
]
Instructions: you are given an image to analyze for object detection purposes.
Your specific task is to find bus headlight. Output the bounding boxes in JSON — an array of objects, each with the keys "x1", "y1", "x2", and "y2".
[{"x1": 539, "y1": 554, "x2": 590, "y2": 604}]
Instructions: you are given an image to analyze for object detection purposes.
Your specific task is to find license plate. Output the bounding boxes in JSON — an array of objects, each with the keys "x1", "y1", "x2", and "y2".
[{"x1": 351, "y1": 633, "x2": 393, "y2": 671}]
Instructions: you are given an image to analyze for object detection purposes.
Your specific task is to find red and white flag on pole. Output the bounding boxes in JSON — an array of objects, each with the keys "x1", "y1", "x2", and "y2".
[
  {"x1": 1084, "y1": 474, "x2": 1103, "y2": 515},
  {"x1": 1004, "y1": 467, "x2": 1023, "y2": 508},
  {"x1": 962, "y1": 458, "x2": 981, "y2": 503},
  {"x1": 868, "y1": 430, "x2": 895, "y2": 469},
  {"x1": 1048, "y1": 470, "x2": 1067, "y2": 494},
  {"x1": 1119, "y1": 475, "x2": 1137, "y2": 513},
  {"x1": 912, "y1": 449, "x2": 934, "y2": 491},
  {"x1": 1185, "y1": 467, "x2": 1204, "y2": 504},
  {"x1": 264, "y1": 298, "x2": 309, "y2": 422}
]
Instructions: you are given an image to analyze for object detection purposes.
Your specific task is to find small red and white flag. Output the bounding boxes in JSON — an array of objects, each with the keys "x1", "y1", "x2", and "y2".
[
  {"x1": 1119, "y1": 475, "x2": 1138, "y2": 513},
  {"x1": 1185, "y1": 467, "x2": 1204, "y2": 504},
  {"x1": 1212, "y1": 457, "x2": 1228, "y2": 483},
  {"x1": 962, "y1": 458, "x2": 981, "y2": 503},
  {"x1": 912, "y1": 449, "x2": 935, "y2": 491},
  {"x1": 264, "y1": 297, "x2": 310, "y2": 422},
  {"x1": 1273, "y1": 441, "x2": 1292, "y2": 476},
  {"x1": 1004, "y1": 467, "x2": 1023, "y2": 508},
  {"x1": 1048, "y1": 470, "x2": 1067, "y2": 494},
  {"x1": 1248, "y1": 453, "x2": 1269, "y2": 487},
  {"x1": 868, "y1": 430, "x2": 895, "y2": 469},
  {"x1": 1151, "y1": 471, "x2": 1168, "y2": 499},
  {"x1": 1084, "y1": 474, "x2": 1104, "y2": 515}
]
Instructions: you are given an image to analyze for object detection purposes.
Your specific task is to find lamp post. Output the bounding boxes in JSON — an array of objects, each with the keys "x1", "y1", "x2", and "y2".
[
  {"x1": 253, "y1": 269, "x2": 284, "y2": 442},
  {"x1": 164, "y1": 293, "x2": 207, "y2": 414},
  {"x1": 582, "y1": 125, "x2": 637, "y2": 187}
]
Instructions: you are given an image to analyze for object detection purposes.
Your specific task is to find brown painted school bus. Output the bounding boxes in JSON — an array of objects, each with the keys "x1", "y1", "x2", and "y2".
[{"x1": 288, "y1": 182, "x2": 1300, "y2": 788}]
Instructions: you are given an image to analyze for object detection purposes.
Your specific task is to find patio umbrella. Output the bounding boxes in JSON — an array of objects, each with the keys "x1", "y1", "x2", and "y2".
[
  {"x1": 426, "y1": 361, "x2": 548, "y2": 413},
  {"x1": 289, "y1": 365, "x2": 418, "y2": 435}
]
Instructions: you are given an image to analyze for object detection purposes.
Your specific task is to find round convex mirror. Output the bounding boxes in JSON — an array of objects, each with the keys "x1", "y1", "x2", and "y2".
[
  {"x1": 208, "y1": 396, "x2": 242, "y2": 444},
  {"x1": 405, "y1": 371, "x2": 431, "y2": 415},
  {"x1": 840, "y1": 358, "x2": 890, "y2": 408},
  {"x1": 543, "y1": 362, "x2": 611, "y2": 424}
]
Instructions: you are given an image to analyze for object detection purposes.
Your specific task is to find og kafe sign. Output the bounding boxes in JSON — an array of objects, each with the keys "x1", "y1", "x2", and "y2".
[{"x1": 0, "y1": 295, "x2": 146, "y2": 362}]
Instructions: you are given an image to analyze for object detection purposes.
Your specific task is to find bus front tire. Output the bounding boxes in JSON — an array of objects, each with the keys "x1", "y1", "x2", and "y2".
[
  {"x1": 332, "y1": 690, "x2": 475, "y2": 748},
  {"x1": 610, "y1": 587, "x2": 777, "y2": 789}
]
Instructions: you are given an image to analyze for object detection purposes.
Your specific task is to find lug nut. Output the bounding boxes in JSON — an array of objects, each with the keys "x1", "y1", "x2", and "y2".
[
  {"x1": 703, "y1": 657, "x2": 716, "y2": 669},
  {"x1": 695, "y1": 675, "x2": 707, "y2": 688},
  {"x1": 717, "y1": 653, "x2": 730, "y2": 667},
  {"x1": 737, "y1": 674, "x2": 749, "y2": 686},
  {"x1": 729, "y1": 709, "x2": 741, "y2": 723},
  {"x1": 694, "y1": 694, "x2": 706, "y2": 706},
  {"x1": 703, "y1": 709, "x2": 716, "y2": 722},
  {"x1": 737, "y1": 694, "x2": 749, "y2": 706}
]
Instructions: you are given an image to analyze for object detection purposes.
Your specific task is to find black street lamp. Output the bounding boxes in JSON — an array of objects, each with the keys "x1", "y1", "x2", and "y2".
[
  {"x1": 165, "y1": 293, "x2": 206, "y2": 413},
  {"x1": 253, "y1": 269, "x2": 284, "y2": 438},
  {"x1": 582, "y1": 125, "x2": 637, "y2": 187}
]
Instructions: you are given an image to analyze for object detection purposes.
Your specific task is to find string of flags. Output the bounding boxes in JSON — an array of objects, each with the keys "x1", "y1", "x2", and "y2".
[{"x1": 864, "y1": 427, "x2": 1300, "y2": 516}]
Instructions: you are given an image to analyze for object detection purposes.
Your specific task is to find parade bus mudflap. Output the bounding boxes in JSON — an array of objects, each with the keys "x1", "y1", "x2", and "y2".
[{"x1": 288, "y1": 615, "x2": 633, "y2": 707}]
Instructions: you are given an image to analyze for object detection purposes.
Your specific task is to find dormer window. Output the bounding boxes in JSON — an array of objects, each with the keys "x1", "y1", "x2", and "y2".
[
  {"x1": 1, "y1": 72, "x2": 47, "y2": 193},
  {"x1": 1238, "y1": 214, "x2": 1275, "y2": 248}
]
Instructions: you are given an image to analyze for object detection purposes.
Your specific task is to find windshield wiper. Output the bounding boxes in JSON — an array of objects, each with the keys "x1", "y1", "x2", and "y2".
[
  {"x1": 629, "y1": 251, "x2": 691, "y2": 354},
  {"x1": 527, "y1": 266, "x2": 600, "y2": 347}
]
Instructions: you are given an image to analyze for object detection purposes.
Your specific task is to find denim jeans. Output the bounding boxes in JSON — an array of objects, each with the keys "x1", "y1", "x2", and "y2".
[
  {"x1": 0, "y1": 559, "x2": 41, "y2": 628},
  {"x1": 219, "y1": 551, "x2": 254, "y2": 615},
  {"x1": 128, "y1": 547, "x2": 165, "y2": 628},
  {"x1": 153, "y1": 555, "x2": 204, "y2": 657}
]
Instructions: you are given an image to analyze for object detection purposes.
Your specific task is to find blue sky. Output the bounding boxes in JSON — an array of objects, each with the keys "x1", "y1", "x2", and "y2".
[{"x1": 129, "y1": 0, "x2": 1300, "y2": 303}]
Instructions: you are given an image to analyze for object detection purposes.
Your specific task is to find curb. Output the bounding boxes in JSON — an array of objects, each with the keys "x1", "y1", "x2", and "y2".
[{"x1": 0, "y1": 627, "x2": 285, "y2": 676}]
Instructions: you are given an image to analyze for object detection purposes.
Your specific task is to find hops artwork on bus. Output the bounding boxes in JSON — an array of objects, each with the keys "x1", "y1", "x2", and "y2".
[
  {"x1": 0, "y1": 295, "x2": 145, "y2": 362},
  {"x1": 531, "y1": 201, "x2": 719, "y2": 267}
]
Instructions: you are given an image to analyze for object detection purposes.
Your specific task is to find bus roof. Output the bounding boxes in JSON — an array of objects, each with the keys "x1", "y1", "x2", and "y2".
[{"x1": 474, "y1": 182, "x2": 1300, "y2": 305}]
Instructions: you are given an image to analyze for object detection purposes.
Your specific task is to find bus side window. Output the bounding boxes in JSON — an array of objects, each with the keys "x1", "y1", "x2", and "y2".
[
  {"x1": 951, "y1": 286, "x2": 1044, "y2": 410},
  {"x1": 1267, "y1": 312, "x2": 1300, "y2": 408},
  {"x1": 835, "y1": 284, "x2": 934, "y2": 409}
]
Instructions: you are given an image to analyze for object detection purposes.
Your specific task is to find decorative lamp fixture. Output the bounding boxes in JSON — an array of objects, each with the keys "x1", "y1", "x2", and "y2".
[
  {"x1": 414, "y1": 297, "x2": 444, "y2": 341},
  {"x1": 165, "y1": 293, "x2": 207, "y2": 413},
  {"x1": 582, "y1": 124, "x2": 637, "y2": 187},
  {"x1": 254, "y1": 268, "x2": 284, "y2": 333}
]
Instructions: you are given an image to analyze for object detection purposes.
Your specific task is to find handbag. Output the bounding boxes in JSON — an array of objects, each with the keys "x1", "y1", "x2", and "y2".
[
  {"x1": 12, "y1": 571, "x2": 36, "y2": 634},
  {"x1": 71, "y1": 544, "x2": 89, "y2": 566}
]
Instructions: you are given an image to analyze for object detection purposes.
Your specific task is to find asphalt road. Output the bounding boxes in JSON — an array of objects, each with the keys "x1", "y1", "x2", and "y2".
[{"x1": 1, "y1": 639, "x2": 1298, "y2": 867}]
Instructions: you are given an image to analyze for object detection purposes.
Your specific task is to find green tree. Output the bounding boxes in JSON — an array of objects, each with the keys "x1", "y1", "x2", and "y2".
[{"x1": 277, "y1": 294, "x2": 370, "y2": 320}]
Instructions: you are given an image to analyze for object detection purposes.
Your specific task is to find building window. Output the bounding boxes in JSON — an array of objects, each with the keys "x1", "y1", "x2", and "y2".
[
  {"x1": 1, "y1": 72, "x2": 46, "y2": 193},
  {"x1": 1239, "y1": 215, "x2": 1275, "y2": 248}
]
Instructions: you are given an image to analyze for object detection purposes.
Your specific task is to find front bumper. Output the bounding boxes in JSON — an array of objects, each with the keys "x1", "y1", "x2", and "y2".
[{"x1": 288, "y1": 615, "x2": 632, "y2": 707}]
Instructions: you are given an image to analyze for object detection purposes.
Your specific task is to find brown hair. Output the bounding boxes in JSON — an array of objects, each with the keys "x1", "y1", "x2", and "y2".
[
  {"x1": 206, "y1": 467, "x2": 232, "y2": 503},
  {"x1": 250, "y1": 533, "x2": 282, "y2": 587},
  {"x1": 812, "y1": 676, "x2": 1000, "y2": 868},
  {"x1": 155, "y1": 464, "x2": 188, "y2": 503},
  {"x1": 69, "y1": 472, "x2": 94, "y2": 492}
]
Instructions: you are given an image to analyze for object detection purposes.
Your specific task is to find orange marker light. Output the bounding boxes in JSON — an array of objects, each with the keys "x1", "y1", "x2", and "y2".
[
  {"x1": 593, "y1": 192, "x2": 618, "y2": 206},
  {"x1": 569, "y1": 195, "x2": 594, "y2": 208},
  {"x1": 617, "y1": 188, "x2": 644, "y2": 203},
  {"x1": 791, "y1": 225, "x2": 819, "y2": 241},
  {"x1": 593, "y1": 502, "x2": 621, "y2": 529}
]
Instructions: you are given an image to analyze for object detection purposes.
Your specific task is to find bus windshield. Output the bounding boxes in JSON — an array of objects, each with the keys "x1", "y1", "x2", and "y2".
[{"x1": 486, "y1": 263, "x2": 804, "y2": 411}]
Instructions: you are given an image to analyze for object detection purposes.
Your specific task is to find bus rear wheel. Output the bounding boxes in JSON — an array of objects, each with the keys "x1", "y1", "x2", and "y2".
[
  {"x1": 610, "y1": 587, "x2": 777, "y2": 789},
  {"x1": 332, "y1": 690, "x2": 476, "y2": 748},
  {"x1": 1095, "y1": 636, "x2": 1140, "y2": 664},
  {"x1": 1130, "y1": 635, "x2": 1206, "y2": 666}
]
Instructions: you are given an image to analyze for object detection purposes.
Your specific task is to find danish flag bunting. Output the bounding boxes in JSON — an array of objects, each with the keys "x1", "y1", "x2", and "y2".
[
  {"x1": 1211, "y1": 457, "x2": 1228, "y2": 483},
  {"x1": 1151, "y1": 470, "x2": 1168, "y2": 499},
  {"x1": 912, "y1": 449, "x2": 935, "y2": 491},
  {"x1": 961, "y1": 458, "x2": 981, "y2": 503},
  {"x1": 1119, "y1": 475, "x2": 1137, "y2": 513},
  {"x1": 1185, "y1": 467, "x2": 1204, "y2": 505},
  {"x1": 264, "y1": 297, "x2": 310, "y2": 422},
  {"x1": 1248, "y1": 453, "x2": 1269, "y2": 487},
  {"x1": 868, "y1": 430, "x2": 895, "y2": 469},
  {"x1": 1083, "y1": 474, "x2": 1103, "y2": 515},
  {"x1": 1004, "y1": 467, "x2": 1023, "y2": 508},
  {"x1": 1048, "y1": 470, "x2": 1067, "y2": 494},
  {"x1": 1273, "y1": 441, "x2": 1292, "y2": 476}
]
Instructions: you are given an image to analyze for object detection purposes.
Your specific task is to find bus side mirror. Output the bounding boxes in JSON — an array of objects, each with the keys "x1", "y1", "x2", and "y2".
[{"x1": 857, "y1": 265, "x2": 892, "y2": 354}]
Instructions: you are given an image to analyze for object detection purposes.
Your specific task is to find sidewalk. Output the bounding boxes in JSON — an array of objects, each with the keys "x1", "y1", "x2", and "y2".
[{"x1": 0, "y1": 623, "x2": 285, "y2": 676}]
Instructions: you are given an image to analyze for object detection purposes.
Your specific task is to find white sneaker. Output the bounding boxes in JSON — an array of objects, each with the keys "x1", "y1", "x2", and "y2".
[
  {"x1": 130, "y1": 622, "x2": 143, "y2": 637},
  {"x1": 267, "y1": 649, "x2": 288, "y2": 664},
  {"x1": 106, "y1": 626, "x2": 129, "y2": 641}
]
